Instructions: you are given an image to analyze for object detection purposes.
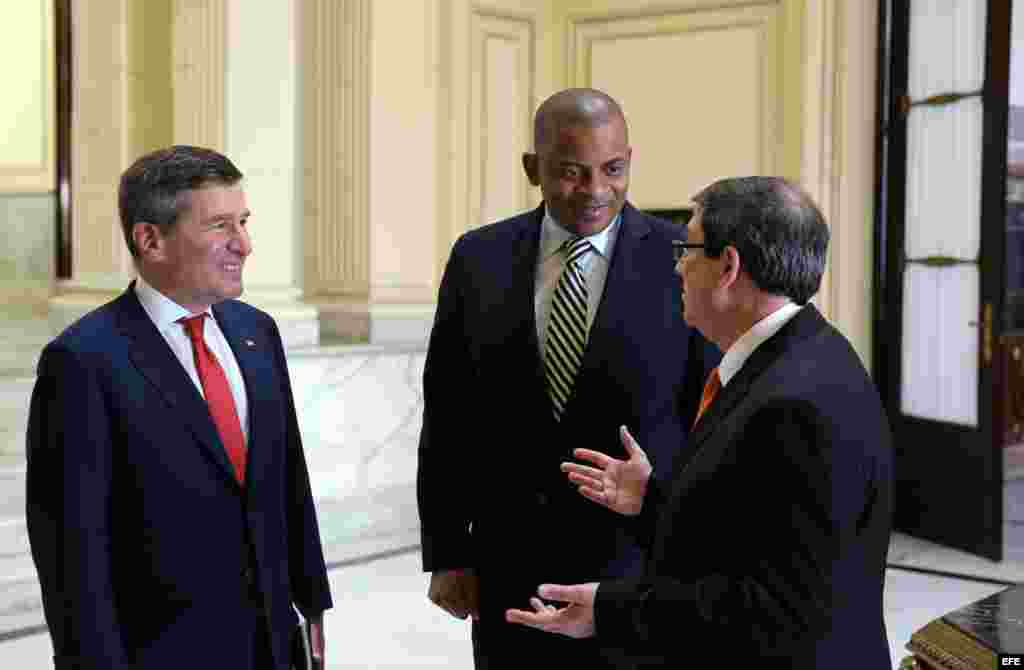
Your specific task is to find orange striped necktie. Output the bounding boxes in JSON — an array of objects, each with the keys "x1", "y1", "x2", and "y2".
[{"x1": 693, "y1": 367, "x2": 721, "y2": 428}]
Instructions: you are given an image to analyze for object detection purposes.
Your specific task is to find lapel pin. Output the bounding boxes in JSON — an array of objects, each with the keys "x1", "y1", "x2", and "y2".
[{"x1": 245, "y1": 339, "x2": 255, "y2": 347}]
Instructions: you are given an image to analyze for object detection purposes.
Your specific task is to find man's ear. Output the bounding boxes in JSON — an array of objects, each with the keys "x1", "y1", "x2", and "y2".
[
  {"x1": 522, "y1": 153, "x2": 541, "y2": 186},
  {"x1": 718, "y1": 246, "x2": 742, "y2": 288},
  {"x1": 132, "y1": 222, "x2": 164, "y2": 261}
]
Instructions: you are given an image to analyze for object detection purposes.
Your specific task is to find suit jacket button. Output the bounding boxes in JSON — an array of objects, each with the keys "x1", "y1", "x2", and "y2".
[
  {"x1": 536, "y1": 492, "x2": 548, "y2": 506},
  {"x1": 242, "y1": 567, "x2": 254, "y2": 585}
]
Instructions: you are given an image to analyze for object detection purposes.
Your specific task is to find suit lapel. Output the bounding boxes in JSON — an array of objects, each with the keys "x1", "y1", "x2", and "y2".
[
  {"x1": 562, "y1": 203, "x2": 651, "y2": 419},
  {"x1": 116, "y1": 286, "x2": 239, "y2": 486},
  {"x1": 512, "y1": 205, "x2": 545, "y2": 364},
  {"x1": 213, "y1": 302, "x2": 276, "y2": 488},
  {"x1": 510, "y1": 206, "x2": 559, "y2": 424},
  {"x1": 682, "y1": 305, "x2": 829, "y2": 468}
]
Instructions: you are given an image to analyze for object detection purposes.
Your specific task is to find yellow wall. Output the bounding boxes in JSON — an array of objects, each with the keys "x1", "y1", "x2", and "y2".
[
  {"x1": 369, "y1": 0, "x2": 440, "y2": 303},
  {"x1": 224, "y1": 0, "x2": 299, "y2": 291},
  {"x1": 0, "y1": 0, "x2": 54, "y2": 193}
]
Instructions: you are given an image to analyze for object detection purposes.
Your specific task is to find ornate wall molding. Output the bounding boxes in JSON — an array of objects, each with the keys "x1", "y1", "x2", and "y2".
[
  {"x1": 798, "y1": 0, "x2": 839, "y2": 323},
  {"x1": 467, "y1": 7, "x2": 537, "y2": 230},
  {"x1": 301, "y1": 0, "x2": 372, "y2": 299},
  {"x1": 434, "y1": 1, "x2": 541, "y2": 289},
  {"x1": 821, "y1": 0, "x2": 878, "y2": 365}
]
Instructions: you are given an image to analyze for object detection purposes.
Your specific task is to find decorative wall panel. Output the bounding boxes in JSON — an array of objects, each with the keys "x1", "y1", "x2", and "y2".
[
  {"x1": 566, "y1": 3, "x2": 782, "y2": 208},
  {"x1": 0, "y1": 0, "x2": 54, "y2": 193},
  {"x1": 468, "y1": 9, "x2": 536, "y2": 229}
]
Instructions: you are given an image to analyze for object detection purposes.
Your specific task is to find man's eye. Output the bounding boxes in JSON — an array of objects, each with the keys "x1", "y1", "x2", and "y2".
[
  {"x1": 606, "y1": 163, "x2": 625, "y2": 176},
  {"x1": 562, "y1": 167, "x2": 581, "y2": 179}
]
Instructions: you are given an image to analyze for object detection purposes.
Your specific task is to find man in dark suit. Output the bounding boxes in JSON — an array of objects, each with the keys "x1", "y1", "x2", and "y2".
[
  {"x1": 25, "y1": 146, "x2": 332, "y2": 670},
  {"x1": 417, "y1": 88, "x2": 718, "y2": 668},
  {"x1": 506, "y1": 176, "x2": 893, "y2": 668}
]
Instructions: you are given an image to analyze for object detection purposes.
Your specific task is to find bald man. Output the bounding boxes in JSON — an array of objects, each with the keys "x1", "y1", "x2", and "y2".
[{"x1": 417, "y1": 88, "x2": 719, "y2": 668}]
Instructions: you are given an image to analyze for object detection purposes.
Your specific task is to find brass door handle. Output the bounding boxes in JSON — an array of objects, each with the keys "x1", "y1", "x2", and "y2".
[{"x1": 983, "y1": 303, "x2": 992, "y2": 365}]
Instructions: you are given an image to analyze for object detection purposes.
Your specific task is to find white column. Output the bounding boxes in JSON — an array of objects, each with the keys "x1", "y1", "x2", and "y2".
[{"x1": 221, "y1": 0, "x2": 318, "y2": 347}]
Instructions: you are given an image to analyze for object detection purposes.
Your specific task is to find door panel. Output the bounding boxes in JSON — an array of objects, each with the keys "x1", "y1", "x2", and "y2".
[{"x1": 877, "y1": 0, "x2": 1012, "y2": 561}]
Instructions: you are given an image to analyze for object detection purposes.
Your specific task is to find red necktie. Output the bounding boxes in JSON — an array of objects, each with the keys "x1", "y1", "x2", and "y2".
[
  {"x1": 179, "y1": 314, "x2": 247, "y2": 484},
  {"x1": 693, "y1": 367, "x2": 721, "y2": 428}
]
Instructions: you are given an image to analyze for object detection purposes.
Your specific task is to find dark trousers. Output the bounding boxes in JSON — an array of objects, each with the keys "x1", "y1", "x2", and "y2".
[
  {"x1": 472, "y1": 618, "x2": 634, "y2": 670},
  {"x1": 253, "y1": 613, "x2": 278, "y2": 670},
  {"x1": 250, "y1": 584, "x2": 287, "y2": 670}
]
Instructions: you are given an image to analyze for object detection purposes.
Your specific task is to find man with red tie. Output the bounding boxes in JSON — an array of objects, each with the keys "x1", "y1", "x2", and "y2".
[
  {"x1": 506, "y1": 177, "x2": 893, "y2": 669},
  {"x1": 25, "y1": 146, "x2": 332, "y2": 670}
]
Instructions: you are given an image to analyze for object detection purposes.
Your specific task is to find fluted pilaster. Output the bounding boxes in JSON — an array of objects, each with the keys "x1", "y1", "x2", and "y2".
[
  {"x1": 302, "y1": 0, "x2": 371, "y2": 299},
  {"x1": 173, "y1": 0, "x2": 225, "y2": 150}
]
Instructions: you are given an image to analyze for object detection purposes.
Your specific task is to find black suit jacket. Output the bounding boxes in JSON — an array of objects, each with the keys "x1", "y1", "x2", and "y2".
[
  {"x1": 417, "y1": 203, "x2": 719, "y2": 622},
  {"x1": 25, "y1": 287, "x2": 333, "y2": 670},
  {"x1": 595, "y1": 305, "x2": 893, "y2": 668}
]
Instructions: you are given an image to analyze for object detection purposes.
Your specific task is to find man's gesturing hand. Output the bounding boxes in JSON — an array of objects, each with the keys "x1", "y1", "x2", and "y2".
[
  {"x1": 428, "y1": 569, "x2": 480, "y2": 621},
  {"x1": 561, "y1": 425, "x2": 652, "y2": 516},
  {"x1": 505, "y1": 583, "x2": 599, "y2": 639}
]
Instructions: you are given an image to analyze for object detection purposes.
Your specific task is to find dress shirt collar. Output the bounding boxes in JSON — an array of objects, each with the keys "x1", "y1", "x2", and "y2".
[
  {"x1": 539, "y1": 206, "x2": 620, "y2": 261},
  {"x1": 718, "y1": 301, "x2": 803, "y2": 387},
  {"x1": 134, "y1": 275, "x2": 214, "y2": 333}
]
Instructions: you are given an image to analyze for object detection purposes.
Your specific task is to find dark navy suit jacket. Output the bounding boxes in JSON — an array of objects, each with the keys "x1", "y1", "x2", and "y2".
[
  {"x1": 25, "y1": 287, "x2": 332, "y2": 670},
  {"x1": 417, "y1": 202, "x2": 719, "y2": 627},
  {"x1": 595, "y1": 305, "x2": 893, "y2": 668}
]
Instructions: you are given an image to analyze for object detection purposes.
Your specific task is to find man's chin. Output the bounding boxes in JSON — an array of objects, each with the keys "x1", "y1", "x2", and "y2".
[
  {"x1": 569, "y1": 215, "x2": 614, "y2": 236},
  {"x1": 219, "y1": 282, "x2": 245, "y2": 301}
]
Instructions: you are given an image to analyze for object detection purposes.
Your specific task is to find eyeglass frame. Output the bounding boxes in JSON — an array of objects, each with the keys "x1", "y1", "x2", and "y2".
[{"x1": 671, "y1": 240, "x2": 706, "y2": 263}]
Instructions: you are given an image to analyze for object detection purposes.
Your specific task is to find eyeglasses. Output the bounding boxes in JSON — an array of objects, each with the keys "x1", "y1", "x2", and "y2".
[{"x1": 671, "y1": 240, "x2": 706, "y2": 263}]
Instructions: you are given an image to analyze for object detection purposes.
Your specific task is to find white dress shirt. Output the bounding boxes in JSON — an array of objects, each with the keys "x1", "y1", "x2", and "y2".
[
  {"x1": 718, "y1": 301, "x2": 804, "y2": 387},
  {"x1": 534, "y1": 208, "x2": 621, "y2": 353},
  {"x1": 134, "y1": 276, "x2": 250, "y2": 443}
]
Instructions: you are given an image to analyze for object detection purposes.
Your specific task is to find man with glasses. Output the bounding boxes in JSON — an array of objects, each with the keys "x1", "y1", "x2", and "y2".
[
  {"x1": 507, "y1": 176, "x2": 893, "y2": 669},
  {"x1": 417, "y1": 88, "x2": 719, "y2": 668}
]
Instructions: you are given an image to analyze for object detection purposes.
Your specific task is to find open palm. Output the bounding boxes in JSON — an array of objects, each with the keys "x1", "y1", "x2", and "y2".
[{"x1": 561, "y1": 425, "x2": 651, "y2": 516}]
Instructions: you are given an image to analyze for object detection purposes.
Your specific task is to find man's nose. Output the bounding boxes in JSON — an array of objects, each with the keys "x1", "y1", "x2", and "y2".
[
  {"x1": 230, "y1": 224, "x2": 253, "y2": 256},
  {"x1": 578, "y1": 171, "x2": 610, "y2": 198}
]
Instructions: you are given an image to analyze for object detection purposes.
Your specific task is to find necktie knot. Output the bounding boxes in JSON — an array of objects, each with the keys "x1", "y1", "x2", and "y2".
[
  {"x1": 178, "y1": 314, "x2": 207, "y2": 342},
  {"x1": 694, "y1": 367, "x2": 721, "y2": 428},
  {"x1": 564, "y1": 236, "x2": 592, "y2": 265}
]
